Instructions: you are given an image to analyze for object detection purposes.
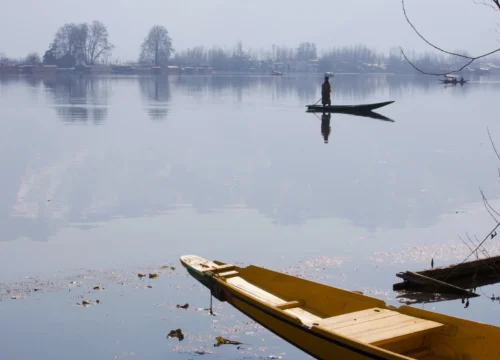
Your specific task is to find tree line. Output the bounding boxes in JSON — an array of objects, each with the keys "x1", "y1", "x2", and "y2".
[{"x1": 1, "y1": 20, "x2": 498, "y2": 73}]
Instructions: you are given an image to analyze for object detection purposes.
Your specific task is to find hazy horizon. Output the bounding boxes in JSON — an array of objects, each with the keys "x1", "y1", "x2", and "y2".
[{"x1": 1, "y1": 0, "x2": 499, "y2": 62}]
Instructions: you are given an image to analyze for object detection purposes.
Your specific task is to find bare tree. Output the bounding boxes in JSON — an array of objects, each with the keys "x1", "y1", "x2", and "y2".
[
  {"x1": 53, "y1": 23, "x2": 81, "y2": 59},
  {"x1": 400, "y1": 0, "x2": 500, "y2": 75},
  {"x1": 24, "y1": 52, "x2": 41, "y2": 65},
  {"x1": 296, "y1": 42, "x2": 317, "y2": 62},
  {"x1": 80, "y1": 21, "x2": 114, "y2": 65},
  {"x1": 52, "y1": 21, "x2": 113, "y2": 65},
  {"x1": 139, "y1": 25, "x2": 174, "y2": 66}
]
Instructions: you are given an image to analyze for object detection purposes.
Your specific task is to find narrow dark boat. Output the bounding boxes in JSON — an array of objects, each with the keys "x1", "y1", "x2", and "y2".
[{"x1": 306, "y1": 101, "x2": 395, "y2": 113}]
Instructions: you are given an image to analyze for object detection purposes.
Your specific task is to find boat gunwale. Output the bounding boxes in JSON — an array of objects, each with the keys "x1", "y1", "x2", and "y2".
[{"x1": 305, "y1": 100, "x2": 395, "y2": 112}]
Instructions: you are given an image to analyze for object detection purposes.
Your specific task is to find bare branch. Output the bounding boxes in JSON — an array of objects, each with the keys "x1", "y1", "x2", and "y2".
[
  {"x1": 488, "y1": 127, "x2": 500, "y2": 161},
  {"x1": 466, "y1": 233, "x2": 480, "y2": 259},
  {"x1": 480, "y1": 187, "x2": 500, "y2": 223},
  {"x1": 399, "y1": 49, "x2": 476, "y2": 76},
  {"x1": 402, "y1": 0, "x2": 474, "y2": 59},
  {"x1": 459, "y1": 234, "x2": 478, "y2": 259},
  {"x1": 473, "y1": 0, "x2": 500, "y2": 11},
  {"x1": 401, "y1": 0, "x2": 500, "y2": 75},
  {"x1": 443, "y1": 222, "x2": 500, "y2": 282}
]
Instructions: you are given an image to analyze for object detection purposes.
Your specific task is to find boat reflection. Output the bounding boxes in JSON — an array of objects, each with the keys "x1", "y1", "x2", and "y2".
[
  {"x1": 308, "y1": 109, "x2": 395, "y2": 144},
  {"x1": 395, "y1": 291, "x2": 477, "y2": 305}
]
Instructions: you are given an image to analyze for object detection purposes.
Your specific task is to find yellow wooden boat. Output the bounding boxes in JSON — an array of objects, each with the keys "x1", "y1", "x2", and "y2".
[{"x1": 180, "y1": 255, "x2": 500, "y2": 360}]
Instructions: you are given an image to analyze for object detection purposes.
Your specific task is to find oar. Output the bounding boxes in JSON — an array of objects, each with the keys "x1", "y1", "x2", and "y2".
[{"x1": 313, "y1": 98, "x2": 322, "y2": 105}]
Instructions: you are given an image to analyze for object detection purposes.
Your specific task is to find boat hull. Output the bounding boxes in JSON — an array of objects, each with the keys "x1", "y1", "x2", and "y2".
[
  {"x1": 180, "y1": 255, "x2": 500, "y2": 360},
  {"x1": 181, "y1": 257, "x2": 407, "y2": 360},
  {"x1": 223, "y1": 285, "x2": 408, "y2": 360},
  {"x1": 306, "y1": 101, "x2": 394, "y2": 113}
]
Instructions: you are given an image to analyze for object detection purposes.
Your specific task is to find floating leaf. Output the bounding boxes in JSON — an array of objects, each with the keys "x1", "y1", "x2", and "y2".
[
  {"x1": 214, "y1": 336, "x2": 243, "y2": 347},
  {"x1": 149, "y1": 273, "x2": 158, "y2": 279},
  {"x1": 167, "y1": 328, "x2": 184, "y2": 341},
  {"x1": 138, "y1": 274, "x2": 146, "y2": 278}
]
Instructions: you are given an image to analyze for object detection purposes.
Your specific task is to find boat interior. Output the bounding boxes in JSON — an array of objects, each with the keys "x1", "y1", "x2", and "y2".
[{"x1": 181, "y1": 255, "x2": 499, "y2": 360}]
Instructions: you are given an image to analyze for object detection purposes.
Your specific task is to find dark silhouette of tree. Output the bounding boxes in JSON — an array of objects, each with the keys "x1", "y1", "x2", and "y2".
[
  {"x1": 79, "y1": 21, "x2": 114, "y2": 65},
  {"x1": 43, "y1": 43, "x2": 58, "y2": 65},
  {"x1": 139, "y1": 25, "x2": 174, "y2": 66},
  {"x1": 296, "y1": 42, "x2": 317, "y2": 61},
  {"x1": 50, "y1": 21, "x2": 113, "y2": 66},
  {"x1": 24, "y1": 52, "x2": 41, "y2": 65},
  {"x1": 53, "y1": 23, "x2": 81, "y2": 59}
]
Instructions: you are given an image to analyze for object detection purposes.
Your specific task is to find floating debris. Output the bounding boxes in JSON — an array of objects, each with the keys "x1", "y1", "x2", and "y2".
[
  {"x1": 11, "y1": 295, "x2": 24, "y2": 300},
  {"x1": 267, "y1": 355, "x2": 283, "y2": 359},
  {"x1": 194, "y1": 350, "x2": 211, "y2": 355},
  {"x1": 137, "y1": 274, "x2": 146, "y2": 279},
  {"x1": 147, "y1": 285, "x2": 153, "y2": 289},
  {"x1": 93, "y1": 286, "x2": 104, "y2": 291},
  {"x1": 77, "y1": 299, "x2": 100, "y2": 307},
  {"x1": 167, "y1": 329, "x2": 184, "y2": 341},
  {"x1": 148, "y1": 273, "x2": 158, "y2": 279},
  {"x1": 176, "y1": 303, "x2": 189, "y2": 309},
  {"x1": 214, "y1": 336, "x2": 243, "y2": 347},
  {"x1": 160, "y1": 265, "x2": 176, "y2": 270}
]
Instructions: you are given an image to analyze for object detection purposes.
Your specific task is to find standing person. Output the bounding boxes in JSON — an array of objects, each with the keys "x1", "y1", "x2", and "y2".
[{"x1": 322, "y1": 76, "x2": 331, "y2": 107}]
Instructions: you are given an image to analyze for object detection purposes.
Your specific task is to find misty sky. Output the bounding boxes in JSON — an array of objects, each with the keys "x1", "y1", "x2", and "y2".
[{"x1": 1, "y1": 0, "x2": 499, "y2": 61}]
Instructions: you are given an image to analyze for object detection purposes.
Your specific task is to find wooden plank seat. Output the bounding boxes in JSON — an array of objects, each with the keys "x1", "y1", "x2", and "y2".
[
  {"x1": 225, "y1": 277, "x2": 323, "y2": 322},
  {"x1": 217, "y1": 270, "x2": 239, "y2": 278},
  {"x1": 316, "y1": 308, "x2": 445, "y2": 346},
  {"x1": 203, "y1": 264, "x2": 236, "y2": 273},
  {"x1": 275, "y1": 300, "x2": 304, "y2": 310}
]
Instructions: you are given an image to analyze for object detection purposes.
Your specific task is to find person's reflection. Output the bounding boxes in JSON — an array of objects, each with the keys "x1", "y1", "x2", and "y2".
[{"x1": 321, "y1": 112, "x2": 331, "y2": 143}]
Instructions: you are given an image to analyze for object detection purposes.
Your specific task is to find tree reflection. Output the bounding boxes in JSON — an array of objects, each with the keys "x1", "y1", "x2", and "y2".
[
  {"x1": 43, "y1": 74, "x2": 109, "y2": 124},
  {"x1": 138, "y1": 76, "x2": 171, "y2": 121}
]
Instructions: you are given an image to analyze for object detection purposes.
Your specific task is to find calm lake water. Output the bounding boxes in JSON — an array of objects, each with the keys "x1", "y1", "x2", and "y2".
[{"x1": 1, "y1": 73, "x2": 500, "y2": 359}]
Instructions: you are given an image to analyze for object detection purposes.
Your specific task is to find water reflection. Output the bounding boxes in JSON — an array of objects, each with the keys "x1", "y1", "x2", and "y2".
[
  {"x1": 139, "y1": 76, "x2": 171, "y2": 121},
  {"x1": 321, "y1": 113, "x2": 332, "y2": 143},
  {"x1": 1, "y1": 74, "x2": 500, "y2": 242},
  {"x1": 43, "y1": 75, "x2": 109, "y2": 124}
]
